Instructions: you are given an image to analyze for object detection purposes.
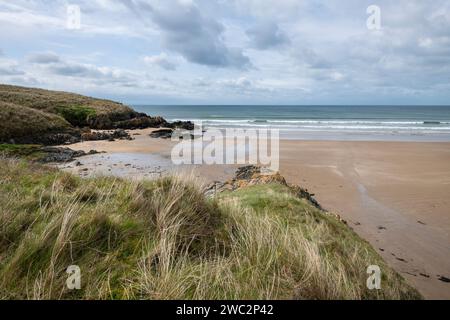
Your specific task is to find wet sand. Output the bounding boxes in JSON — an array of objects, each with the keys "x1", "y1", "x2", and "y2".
[
  {"x1": 278, "y1": 140, "x2": 450, "y2": 300},
  {"x1": 60, "y1": 130, "x2": 450, "y2": 299}
]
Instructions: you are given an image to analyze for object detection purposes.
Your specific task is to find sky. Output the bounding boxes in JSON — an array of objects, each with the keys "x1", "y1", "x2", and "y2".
[{"x1": 0, "y1": 0, "x2": 449, "y2": 105}]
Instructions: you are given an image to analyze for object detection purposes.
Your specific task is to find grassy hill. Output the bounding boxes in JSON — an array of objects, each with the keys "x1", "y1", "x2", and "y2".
[
  {"x1": 0, "y1": 102, "x2": 73, "y2": 142},
  {"x1": 0, "y1": 84, "x2": 134, "y2": 124},
  {"x1": 0, "y1": 84, "x2": 191, "y2": 145},
  {"x1": 0, "y1": 84, "x2": 140, "y2": 144},
  {"x1": 0, "y1": 157, "x2": 421, "y2": 300}
]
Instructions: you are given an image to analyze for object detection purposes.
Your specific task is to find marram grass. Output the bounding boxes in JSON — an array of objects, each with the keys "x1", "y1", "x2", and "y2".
[{"x1": 0, "y1": 158, "x2": 421, "y2": 300}]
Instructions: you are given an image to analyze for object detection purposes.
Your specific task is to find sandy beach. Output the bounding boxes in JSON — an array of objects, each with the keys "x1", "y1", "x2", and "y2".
[
  {"x1": 279, "y1": 140, "x2": 450, "y2": 299},
  {"x1": 60, "y1": 129, "x2": 450, "y2": 299}
]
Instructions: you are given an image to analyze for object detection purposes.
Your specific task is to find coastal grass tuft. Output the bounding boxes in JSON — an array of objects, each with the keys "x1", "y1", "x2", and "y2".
[{"x1": 0, "y1": 158, "x2": 421, "y2": 300}]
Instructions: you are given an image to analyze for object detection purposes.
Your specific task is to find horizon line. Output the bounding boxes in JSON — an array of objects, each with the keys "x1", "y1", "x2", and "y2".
[{"x1": 128, "y1": 104, "x2": 450, "y2": 107}]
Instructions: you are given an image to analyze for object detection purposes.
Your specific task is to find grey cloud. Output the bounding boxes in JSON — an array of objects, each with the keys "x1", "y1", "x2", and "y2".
[
  {"x1": 48, "y1": 63, "x2": 97, "y2": 77},
  {"x1": 7, "y1": 75, "x2": 40, "y2": 86},
  {"x1": 293, "y1": 47, "x2": 331, "y2": 69},
  {"x1": 0, "y1": 59, "x2": 25, "y2": 76},
  {"x1": 144, "y1": 53, "x2": 177, "y2": 70},
  {"x1": 120, "y1": 0, "x2": 251, "y2": 69},
  {"x1": 27, "y1": 52, "x2": 60, "y2": 64},
  {"x1": 247, "y1": 22, "x2": 290, "y2": 49},
  {"x1": 0, "y1": 65, "x2": 25, "y2": 76},
  {"x1": 35, "y1": 53, "x2": 136, "y2": 86}
]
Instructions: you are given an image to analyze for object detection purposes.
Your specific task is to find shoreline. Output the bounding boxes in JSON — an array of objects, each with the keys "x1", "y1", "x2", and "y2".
[{"x1": 58, "y1": 129, "x2": 450, "y2": 299}]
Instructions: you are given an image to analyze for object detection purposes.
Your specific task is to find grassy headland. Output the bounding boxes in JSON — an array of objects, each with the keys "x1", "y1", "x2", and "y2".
[
  {"x1": 0, "y1": 157, "x2": 421, "y2": 299},
  {"x1": 0, "y1": 84, "x2": 174, "y2": 145}
]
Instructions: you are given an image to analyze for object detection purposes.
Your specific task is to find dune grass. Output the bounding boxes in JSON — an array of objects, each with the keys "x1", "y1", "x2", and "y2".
[{"x1": 0, "y1": 158, "x2": 421, "y2": 300}]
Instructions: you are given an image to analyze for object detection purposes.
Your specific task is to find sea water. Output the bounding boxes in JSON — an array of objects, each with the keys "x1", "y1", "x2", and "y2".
[{"x1": 133, "y1": 105, "x2": 450, "y2": 141}]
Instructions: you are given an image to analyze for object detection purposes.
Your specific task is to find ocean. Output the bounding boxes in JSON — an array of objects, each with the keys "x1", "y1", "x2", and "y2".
[{"x1": 133, "y1": 105, "x2": 450, "y2": 141}]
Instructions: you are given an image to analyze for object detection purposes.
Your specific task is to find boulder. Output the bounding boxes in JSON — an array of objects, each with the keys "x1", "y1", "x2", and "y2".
[{"x1": 149, "y1": 128, "x2": 174, "y2": 139}]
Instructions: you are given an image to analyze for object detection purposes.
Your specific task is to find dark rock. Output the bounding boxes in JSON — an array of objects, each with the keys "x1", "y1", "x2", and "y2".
[
  {"x1": 7, "y1": 130, "x2": 82, "y2": 146},
  {"x1": 438, "y1": 276, "x2": 450, "y2": 283},
  {"x1": 111, "y1": 129, "x2": 132, "y2": 140},
  {"x1": 81, "y1": 129, "x2": 132, "y2": 142},
  {"x1": 149, "y1": 129, "x2": 174, "y2": 139},
  {"x1": 87, "y1": 109, "x2": 194, "y2": 132},
  {"x1": 113, "y1": 115, "x2": 168, "y2": 130},
  {"x1": 292, "y1": 186, "x2": 323, "y2": 210},
  {"x1": 235, "y1": 165, "x2": 260, "y2": 180},
  {"x1": 38, "y1": 147, "x2": 99, "y2": 163},
  {"x1": 181, "y1": 134, "x2": 194, "y2": 140},
  {"x1": 167, "y1": 120, "x2": 195, "y2": 130}
]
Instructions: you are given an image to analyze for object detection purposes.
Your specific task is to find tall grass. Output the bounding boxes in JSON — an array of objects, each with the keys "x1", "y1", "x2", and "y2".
[{"x1": 0, "y1": 158, "x2": 421, "y2": 299}]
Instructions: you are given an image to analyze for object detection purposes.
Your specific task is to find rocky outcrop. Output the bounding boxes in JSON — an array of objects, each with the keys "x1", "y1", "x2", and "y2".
[
  {"x1": 81, "y1": 129, "x2": 132, "y2": 141},
  {"x1": 149, "y1": 128, "x2": 196, "y2": 140},
  {"x1": 6, "y1": 130, "x2": 82, "y2": 146},
  {"x1": 38, "y1": 147, "x2": 100, "y2": 163},
  {"x1": 204, "y1": 165, "x2": 287, "y2": 195},
  {"x1": 204, "y1": 165, "x2": 345, "y2": 223},
  {"x1": 111, "y1": 114, "x2": 168, "y2": 130},
  {"x1": 88, "y1": 111, "x2": 195, "y2": 132},
  {"x1": 166, "y1": 120, "x2": 195, "y2": 131}
]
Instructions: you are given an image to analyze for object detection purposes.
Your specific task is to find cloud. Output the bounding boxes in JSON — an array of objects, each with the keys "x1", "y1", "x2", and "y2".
[
  {"x1": 219, "y1": 76, "x2": 253, "y2": 89},
  {"x1": 0, "y1": 58, "x2": 24, "y2": 76},
  {"x1": 27, "y1": 52, "x2": 60, "y2": 64},
  {"x1": 144, "y1": 53, "x2": 177, "y2": 70},
  {"x1": 246, "y1": 21, "x2": 289, "y2": 49},
  {"x1": 293, "y1": 47, "x2": 331, "y2": 69},
  {"x1": 26, "y1": 52, "x2": 137, "y2": 87},
  {"x1": 120, "y1": 0, "x2": 251, "y2": 69}
]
